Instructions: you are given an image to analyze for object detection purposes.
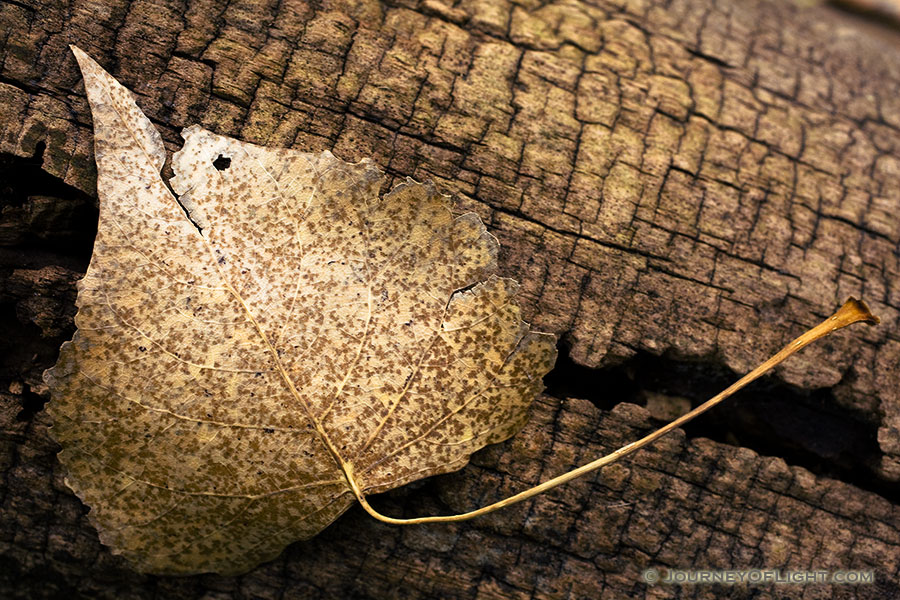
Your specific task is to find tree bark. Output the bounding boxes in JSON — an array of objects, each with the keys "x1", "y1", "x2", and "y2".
[{"x1": 2, "y1": 0, "x2": 899, "y2": 597}]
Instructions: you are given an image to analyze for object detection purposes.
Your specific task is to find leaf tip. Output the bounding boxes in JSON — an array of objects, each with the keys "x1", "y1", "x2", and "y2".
[
  {"x1": 70, "y1": 46, "x2": 167, "y2": 174},
  {"x1": 69, "y1": 44, "x2": 96, "y2": 73}
]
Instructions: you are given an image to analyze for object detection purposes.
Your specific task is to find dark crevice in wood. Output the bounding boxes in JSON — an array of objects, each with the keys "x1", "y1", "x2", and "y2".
[
  {"x1": 543, "y1": 340, "x2": 897, "y2": 504},
  {"x1": 0, "y1": 150, "x2": 97, "y2": 271},
  {"x1": 0, "y1": 152, "x2": 94, "y2": 385},
  {"x1": 683, "y1": 46, "x2": 735, "y2": 69},
  {"x1": 15, "y1": 388, "x2": 48, "y2": 423}
]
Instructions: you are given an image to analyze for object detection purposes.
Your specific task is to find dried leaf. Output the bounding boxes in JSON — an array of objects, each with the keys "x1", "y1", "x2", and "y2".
[
  {"x1": 46, "y1": 46, "x2": 880, "y2": 578},
  {"x1": 45, "y1": 47, "x2": 557, "y2": 575}
]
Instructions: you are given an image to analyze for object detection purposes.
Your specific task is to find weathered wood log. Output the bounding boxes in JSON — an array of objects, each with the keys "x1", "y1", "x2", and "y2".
[{"x1": 1, "y1": 0, "x2": 899, "y2": 597}]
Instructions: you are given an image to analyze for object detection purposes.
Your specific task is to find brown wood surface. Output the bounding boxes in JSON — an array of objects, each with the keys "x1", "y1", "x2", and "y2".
[{"x1": 1, "y1": 0, "x2": 899, "y2": 597}]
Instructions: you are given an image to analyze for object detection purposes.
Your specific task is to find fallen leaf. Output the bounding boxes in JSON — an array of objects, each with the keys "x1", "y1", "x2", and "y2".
[
  {"x1": 45, "y1": 47, "x2": 557, "y2": 575},
  {"x1": 46, "y1": 46, "x2": 880, "y2": 578}
]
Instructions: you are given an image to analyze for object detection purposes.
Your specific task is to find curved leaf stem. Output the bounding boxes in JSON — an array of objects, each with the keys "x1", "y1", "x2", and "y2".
[{"x1": 348, "y1": 297, "x2": 879, "y2": 525}]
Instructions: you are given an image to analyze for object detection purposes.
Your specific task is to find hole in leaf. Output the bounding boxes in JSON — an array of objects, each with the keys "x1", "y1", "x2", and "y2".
[{"x1": 212, "y1": 155, "x2": 231, "y2": 171}]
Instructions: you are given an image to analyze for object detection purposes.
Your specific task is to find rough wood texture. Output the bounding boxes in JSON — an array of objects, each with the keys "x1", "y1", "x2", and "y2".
[{"x1": 1, "y1": 0, "x2": 899, "y2": 597}]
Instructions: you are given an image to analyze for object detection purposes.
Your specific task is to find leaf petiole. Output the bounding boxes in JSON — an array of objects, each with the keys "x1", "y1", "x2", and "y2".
[{"x1": 351, "y1": 297, "x2": 879, "y2": 525}]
